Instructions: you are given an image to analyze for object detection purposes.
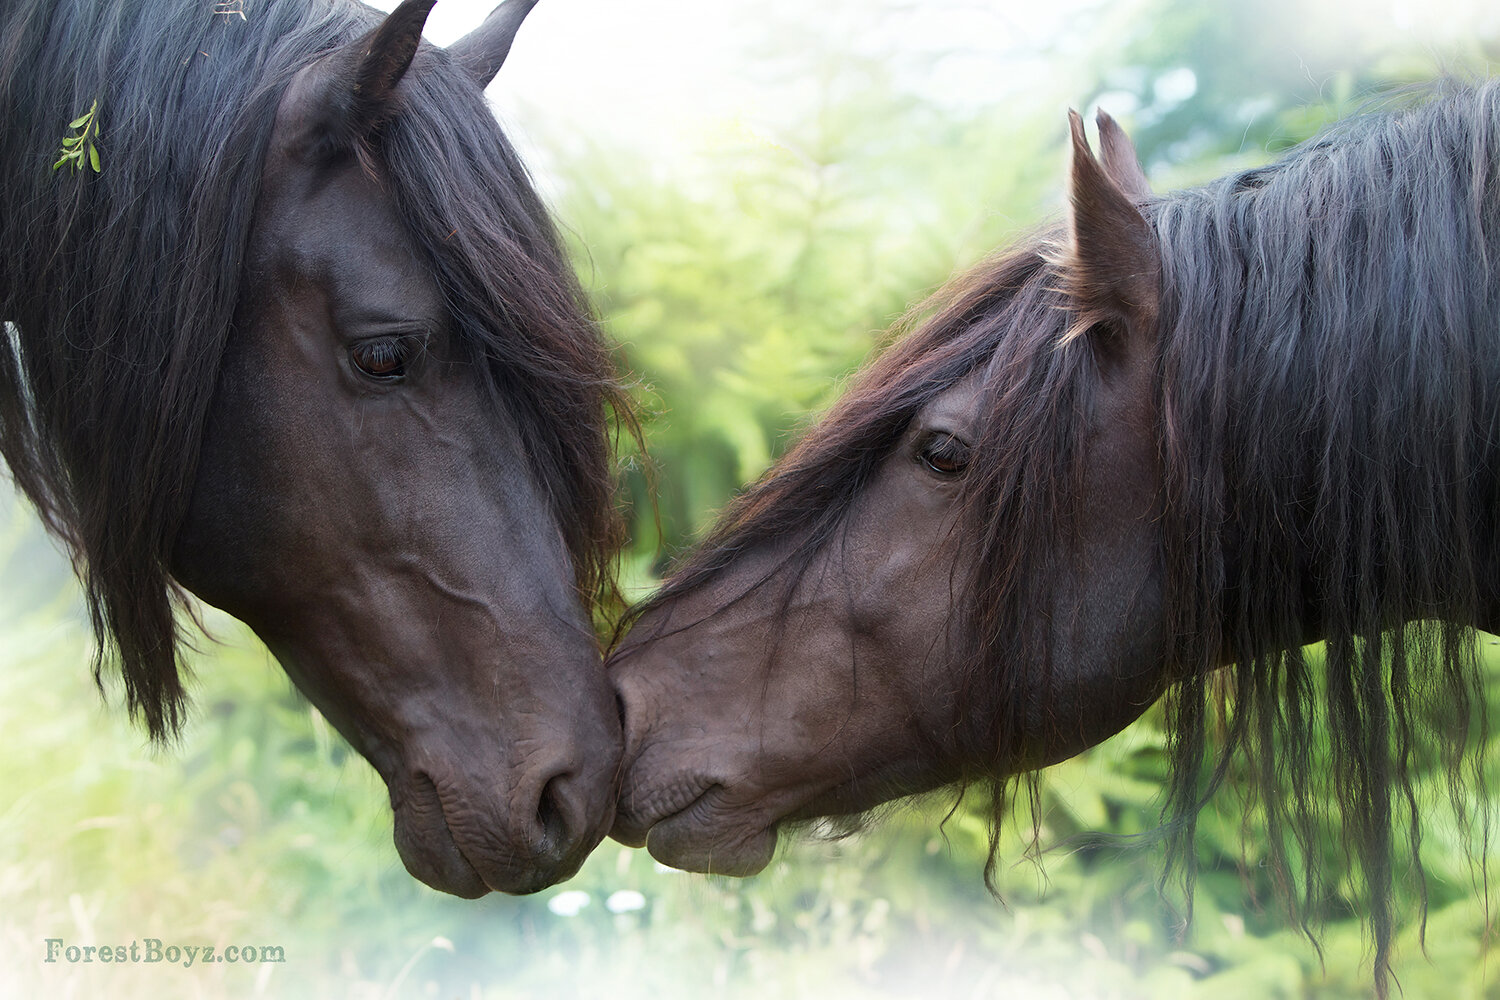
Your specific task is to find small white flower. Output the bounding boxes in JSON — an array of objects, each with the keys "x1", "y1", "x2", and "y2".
[
  {"x1": 605, "y1": 890, "x2": 646, "y2": 914},
  {"x1": 547, "y1": 890, "x2": 592, "y2": 917}
]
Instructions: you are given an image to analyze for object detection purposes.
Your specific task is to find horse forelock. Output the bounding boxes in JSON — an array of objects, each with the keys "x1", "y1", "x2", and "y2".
[
  {"x1": 379, "y1": 49, "x2": 633, "y2": 618},
  {"x1": 615, "y1": 241, "x2": 1088, "y2": 669}
]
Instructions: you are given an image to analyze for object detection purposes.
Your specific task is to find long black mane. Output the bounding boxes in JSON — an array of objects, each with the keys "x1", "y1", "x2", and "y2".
[
  {"x1": 0, "y1": 0, "x2": 626, "y2": 740},
  {"x1": 624, "y1": 82, "x2": 1497, "y2": 988},
  {"x1": 1149, "y1": 80, "x2": 1496, "y2": 984}
]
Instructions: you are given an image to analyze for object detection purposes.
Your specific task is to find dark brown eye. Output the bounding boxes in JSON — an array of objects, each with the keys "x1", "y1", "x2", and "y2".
[
  {"x1": 918, "y1": 433, "x2": 971, "y2": 477},
  {"x1": 350, "y1": 338, "x2": 409, "y2": 382}
]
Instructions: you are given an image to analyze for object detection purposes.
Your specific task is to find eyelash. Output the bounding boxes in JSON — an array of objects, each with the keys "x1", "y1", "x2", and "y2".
[
  {"x1": 349, "y1": 336, "x2": 421, "y2": 383},
  {"x1": 918, "y1": 433, "x2": 971, "y2": 477}
]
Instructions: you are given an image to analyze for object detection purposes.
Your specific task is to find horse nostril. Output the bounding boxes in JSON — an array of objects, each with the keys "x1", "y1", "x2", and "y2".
[
  {"x1": 614, "y1": 688, "x2": 629, "y2": 736},
  {"x1": 536, "y1": 773, "x2": 570, "y2": 850}
]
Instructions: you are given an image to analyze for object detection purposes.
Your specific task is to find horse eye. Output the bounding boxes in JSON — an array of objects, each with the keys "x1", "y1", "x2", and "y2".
[
  {"x1": 350, "y1": 338, "x2": 409, "y2": 381},
  {"x1": 918, "y1": 433, "x2": 971, "y2": 477}
]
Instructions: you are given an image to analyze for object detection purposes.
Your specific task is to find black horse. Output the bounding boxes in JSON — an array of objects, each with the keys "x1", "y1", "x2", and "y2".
[
  {"x1": 611, "y1": 85, "x2": 1498, "y2": 994},
  {"x1": 0, "y1": 0, "x2": 628, "y2": 896}
]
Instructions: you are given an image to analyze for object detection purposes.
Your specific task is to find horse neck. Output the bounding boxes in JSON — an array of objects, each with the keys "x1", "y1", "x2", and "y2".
[{"x1": 1157, "y1": 86, "x2": 1500, "y2": 652}]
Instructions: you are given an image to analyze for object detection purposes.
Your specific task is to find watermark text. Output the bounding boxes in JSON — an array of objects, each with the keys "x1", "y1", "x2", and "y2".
[{"x1": 44, "y1": 938, "x2": 285, "y2": 968}]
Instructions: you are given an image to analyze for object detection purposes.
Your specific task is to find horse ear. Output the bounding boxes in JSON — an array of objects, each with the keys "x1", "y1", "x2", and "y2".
[
  {"x1": 1061, "y1": 108, "x2": 1160, "y2": 349},
  {"x1": 286, "y1": 0, "x2": 434, "y2": 160},
  {"x1": 1094, "y1": 109, "x2": 1152, "y2": 202},
  {"x1": 348, "y1": 0, "x2": 435, "y2": 125},
  {"x1": 449, "y1": 0, "x2": 539, "y2": 89}
]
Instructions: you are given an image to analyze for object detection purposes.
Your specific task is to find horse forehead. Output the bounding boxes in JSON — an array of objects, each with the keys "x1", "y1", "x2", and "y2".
[
  {"x1": 919, "y1": 372, "x2": 986, "y2": 434},
  {"x1": 259, "y1": 60, "x2": 403, "y2": 212},
  {"x1": 283, "y1": 166, "x2": 407, "y2": 252},
  {"x1": 247, "y1": 88, "x2": 425, "y2": 280},
  {"x1": 267, "y1": 55, "x2": 352, "y2": 158}
]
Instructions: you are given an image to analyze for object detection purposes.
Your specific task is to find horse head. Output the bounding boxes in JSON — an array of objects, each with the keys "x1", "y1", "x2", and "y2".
[
  {"x1": 173, "y1": 0, "x2": 622, "y2": 897},
  {"x1": 1, "y1": 0, "x2": 623, "y2": 897},
  {"x1": 609, "y1": 88, "x2": 1498, "y2": 997},
  {"x1": 608, "y1": 110, "x2": 1167, "y2": 875}
]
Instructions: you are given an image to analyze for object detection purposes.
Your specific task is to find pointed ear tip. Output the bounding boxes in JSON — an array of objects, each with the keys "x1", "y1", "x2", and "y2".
[
  {"x1": 389, "y1": 0, "x2": 435, "y2": 16},
  {"x1": 396, "y1": 0, "x2": 437, "y2": 27},
  {"x1": 1067, "y1": 110, "x2": 1085, "y2": 139},
  {"x1": 1067, "y1": 113, "x2": 1093, "y2": 160},
  {"x1": 383, "y1": 0, "x2": 437, "y2": 34}
]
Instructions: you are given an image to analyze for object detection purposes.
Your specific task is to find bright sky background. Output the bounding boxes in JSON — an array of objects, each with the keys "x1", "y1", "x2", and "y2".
[
  {"x1": 369, "y1": 0, "x2": 1119, "y2": 160},
  {"x1": 371, "y1": 0, "x2": 1500, "y2": 164}
]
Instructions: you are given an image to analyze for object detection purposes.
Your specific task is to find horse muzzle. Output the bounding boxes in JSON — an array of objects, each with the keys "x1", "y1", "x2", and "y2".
[{"x1": 389, "y1": 747, "x2": 618, "y2": 896}]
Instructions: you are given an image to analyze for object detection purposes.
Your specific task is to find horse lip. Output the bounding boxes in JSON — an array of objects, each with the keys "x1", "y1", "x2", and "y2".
[
  {"x1": 612, "y1": 779, "x2": 779, "y2": 877},
  {"x1": 613, "y1": 759, "x2": 937, "y2": 861},
  {"x1": 609, "y1": 815, "x2": 650, "y2": 849},
  {"x1": 396, "y1": 771, "x2": 585, "y2": 896},
  {"x1": 392, "y1": 773, "x2": 490, "y2": 897},
  {"x1": 610, "y1": 775, "x2": 719, "y2": 848},
  {"x1": 641, "y1": 787, "x2": 780, "y2": 877}
]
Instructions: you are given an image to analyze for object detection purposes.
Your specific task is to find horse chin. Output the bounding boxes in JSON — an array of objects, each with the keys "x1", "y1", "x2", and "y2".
[
  {"x1": 613, "y1": 763, "x2": 942, "y2": 876},
  {"x1": 644, "y1": 811, "x2": 779, "y2": 878},
  {"x1": 392, "y1": 802, "x2": 490, "y2": 898},
  {"x1": 616, "y1": 784, "x2": 778, "y2": 877}
]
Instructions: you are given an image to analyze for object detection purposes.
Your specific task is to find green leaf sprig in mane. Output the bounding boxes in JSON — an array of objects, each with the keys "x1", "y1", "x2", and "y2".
[{"x1": 54, "y1": 99, "x2": 101, "y2": 174}]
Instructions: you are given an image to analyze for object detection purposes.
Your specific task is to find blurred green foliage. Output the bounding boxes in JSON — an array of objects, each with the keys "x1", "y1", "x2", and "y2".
[
  {"x1": 559, "y1": 77, "x2": 1060, "y2": 584},
  {"x1": 4, "y1": 1, "x2": 1500, "y2": 997}
]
